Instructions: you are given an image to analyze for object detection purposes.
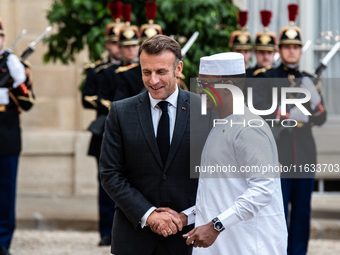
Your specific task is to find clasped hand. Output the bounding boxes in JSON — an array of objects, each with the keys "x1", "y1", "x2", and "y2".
[
  {"x1": 182, "y1": 222, "x2": 219, "y2": 248},
  {"x1": 146, "y1": 207, "x2": 187, "y2": 237}
]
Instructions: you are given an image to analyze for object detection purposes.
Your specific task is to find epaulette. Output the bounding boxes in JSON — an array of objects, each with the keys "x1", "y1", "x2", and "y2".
[
  {"x1": 302, "y1": 70, "x2": 323, "y2": 93},
  {"x1": 302, "y1": 70, "x2": 316, "y2": 78},
  {"x1": 95, "y1": 62, "x2": 115, "y2": 73},
  {"x1": 83, "y1": 60, "x2": 103, "y2": 71},
  {"x1": 253, "y1": 65, "x2": 272, "y2": 77},
  {"x1": 115, "y1": 62, "x2": 140, "y2": 73}
]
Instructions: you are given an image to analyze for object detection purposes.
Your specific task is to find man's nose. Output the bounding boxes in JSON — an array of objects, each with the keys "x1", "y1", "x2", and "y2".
[{"x1": 149, "y1": 73, "x2": 159, "y2": 84}]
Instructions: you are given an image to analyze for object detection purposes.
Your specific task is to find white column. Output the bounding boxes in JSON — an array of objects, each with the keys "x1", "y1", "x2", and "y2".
[
  {"x1": 299, "y1": 0, "x2": 315, "y2": 73},
  {"x1": 233, "y1": 0, "x2": 247, "y2": 9}
]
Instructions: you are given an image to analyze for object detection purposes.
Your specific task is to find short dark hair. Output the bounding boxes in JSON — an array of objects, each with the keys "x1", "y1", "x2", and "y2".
[{"x1": 138, "y1": 34, "x2": 182, "y2": 62}]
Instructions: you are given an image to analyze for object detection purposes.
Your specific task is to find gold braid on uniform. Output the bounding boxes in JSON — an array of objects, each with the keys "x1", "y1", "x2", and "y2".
[
  {"x1": 100, "y1": 99, "x2": 112, "y2": 111},
  {"x1": 17, "y1": 91, "x2": 35, "y2": 104},
  {"x1": 115, "y1": 63, "x2": 139, "y2": 73},
  {"x1": 84, "y1": 95, "x2": 98, "y2": 108},
  {"x1": 95, "y1": 62, "x2": 115, "y2": 73},
  {"x1": 253, "y1": 65, "x2": 272, "y2": 76},
  {"x1": 83, "y1": 60, "x2": 102, "y2": 70}
]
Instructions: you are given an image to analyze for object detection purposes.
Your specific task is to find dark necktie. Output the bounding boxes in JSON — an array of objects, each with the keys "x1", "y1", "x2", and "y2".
[{"x1": 157, "y1": 101, "x2": 170, "y2": 166}]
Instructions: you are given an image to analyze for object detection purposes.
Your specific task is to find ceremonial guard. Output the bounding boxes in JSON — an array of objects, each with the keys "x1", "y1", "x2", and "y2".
[
  {"x1": 139, "y1": 1, "x2": 188, "y2": 91},
  {"x1": 0, "y1": 19, "x2": 35, "y2": 255},
  {"x1": 139, "y1": 1, "x2": 162, "y2": 44},
  {"x1": 228, "y1": 10, "x2": 252, "y2": 69},
  {"x1": 246, "y1": 10, "x2": 277, "y2": 78},
  {"x1": 98, "y1": 3, "x2": 144, "y2": 114},
  {"x1": 81, "y1": 1, "x2": 123, "y2": 246},
  {"x1": 244, "y1": 10, "x2": 277, "y2": 100},
  {"x1": 252, "y1": 4, "x2": 327, "y2": 255}
]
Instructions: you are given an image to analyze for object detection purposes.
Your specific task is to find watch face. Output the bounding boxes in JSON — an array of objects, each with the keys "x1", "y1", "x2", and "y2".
[
  {"x1": 215, "y1": 222, "x2": 223, "y2": 231},
  {"x1": 212, "y1": 217, "x2": 225, "y2": 232}
]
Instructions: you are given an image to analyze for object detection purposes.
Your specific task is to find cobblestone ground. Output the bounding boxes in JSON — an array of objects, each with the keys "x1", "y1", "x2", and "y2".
[
  {"x1": 9, "y1": 229, "x2": 340, "y2": 255},
  {"x1": 11, "y1": 230, "x2": 110, "y2": 255}
]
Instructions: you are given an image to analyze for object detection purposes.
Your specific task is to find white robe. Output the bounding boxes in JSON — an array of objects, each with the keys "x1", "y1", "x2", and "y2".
[{"x1": 193, "y1": 107, "x2": 287, "y2": 255}]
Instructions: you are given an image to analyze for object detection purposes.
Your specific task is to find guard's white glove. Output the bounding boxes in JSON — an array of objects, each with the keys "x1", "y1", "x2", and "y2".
[
  {"x1": 0, "y1": 88, "x2": 9, "y2": 105},
  {"x1": 289, "y1": 106, "x2": 309, "y2": 123},
  {"x1": 300, "y1": 77, "x2": 321, "y2": 110}
]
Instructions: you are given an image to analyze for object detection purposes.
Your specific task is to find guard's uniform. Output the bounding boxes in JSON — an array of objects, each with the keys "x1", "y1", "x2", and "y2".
[
  {"x1": 82, "y1": 60, "x2": 119, "y2": 156},
  {"x1": 244, "y1": 65, "x2": 273, "y2": 101},
  {"x1": 98, "y1": 60, "x2": 144, "y2": 115},
  {"x1": 139, "y1": 1, "x2": 162, "y2": 44},
  {"x1": 244, "y1": 10, "x2": 277, "y2": 101},
  {"x1": 98, "y1": 6, "x2": 145, "y2": 115},
  {"x1": 81, "y1": 6, "x2": 124, "y2": 244},
  {"x1": 253, "y1": 63, "x2": 326, "y2": 255},
  {"x1": 252, "y1": 5, "x2": 327, "y2": 254},
  {"x1": 246, "y1": 65, "x2": 272, "y2": 77},
  {"x1": 229, "y1": 11, "x2": 252, "y2": 69},
  {"x1": 0, "y1": 46, "x2": 35, "y2": 252},
  {"x1": 82, "y1": 59, "x2": 119, "y2": 243}
]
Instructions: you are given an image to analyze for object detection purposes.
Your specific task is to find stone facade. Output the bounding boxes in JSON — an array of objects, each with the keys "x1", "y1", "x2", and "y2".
[{"x1": 1, "y1": 0, "x2": 98, "y2": 197}]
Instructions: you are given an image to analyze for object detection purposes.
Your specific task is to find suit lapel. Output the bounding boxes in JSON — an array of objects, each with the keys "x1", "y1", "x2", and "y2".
[
  {"x1": 137, "y1": 91, "x2": 163, "y2": 168},
  {"x1": 164, "y1": 89, "x2": 189, "y2": 171}
]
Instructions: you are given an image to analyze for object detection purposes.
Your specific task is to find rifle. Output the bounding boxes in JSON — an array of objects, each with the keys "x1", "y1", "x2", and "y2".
[
  {"x1": 271, "y1": 42, "x2": 340, "y2": 140},
  {"x1": 6, "y1": 29, "x2": 27, "y2": 53},
  {"x1": 314, "y1": 41, "x2": 340, "y2": 77},
  {"x1": 20, "y1": 26, "x2": 52, "y2": 61},
  {"x1": 0, "y1": 27, "x2": 52, "y2": 88},
  {"x1": 181, "y1": 31, "x2": 199, "y2": 59},
  {"x1": 0, "y1": 29, "x2": 27, "y2": 87}
]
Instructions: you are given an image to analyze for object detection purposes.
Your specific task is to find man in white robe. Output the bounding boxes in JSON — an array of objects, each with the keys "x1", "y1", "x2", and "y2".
[{"x1": 181, "y1": 53, "x2": 288, "y2": 254}]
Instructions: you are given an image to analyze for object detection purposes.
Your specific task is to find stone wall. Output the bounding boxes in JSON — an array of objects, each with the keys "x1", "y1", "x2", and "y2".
[{"x1": 1, "y1": 0, "x2": 98, "y2": 197}]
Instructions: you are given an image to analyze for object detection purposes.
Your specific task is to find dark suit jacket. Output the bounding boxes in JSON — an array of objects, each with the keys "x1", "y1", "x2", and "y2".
[{"x1": 99, "y1": 88, "x2": 209, "y2": 255}]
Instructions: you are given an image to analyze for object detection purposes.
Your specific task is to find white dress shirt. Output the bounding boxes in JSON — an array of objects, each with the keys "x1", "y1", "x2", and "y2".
[{"x1": 140, "y1": 86, "x2": 178, "y2": 228}]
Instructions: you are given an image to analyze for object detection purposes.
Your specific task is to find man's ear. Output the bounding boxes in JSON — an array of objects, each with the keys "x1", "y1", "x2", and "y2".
[{"x1": 175, "y1": 61, "x2": 183, "y2": 78}]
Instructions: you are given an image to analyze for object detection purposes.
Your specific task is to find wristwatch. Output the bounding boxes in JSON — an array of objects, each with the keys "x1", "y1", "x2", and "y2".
[{"x1": 212, "y1": 217, "x2": 225, "y2": 232}]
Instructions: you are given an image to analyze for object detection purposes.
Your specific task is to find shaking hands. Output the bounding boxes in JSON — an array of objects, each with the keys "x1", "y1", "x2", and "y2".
[
  {"x1": 146, "y1": 207, "x2": 187, "y2": 237},
  {"x1": 146, "y1": 207, "x2": 219, "y2": 248}
]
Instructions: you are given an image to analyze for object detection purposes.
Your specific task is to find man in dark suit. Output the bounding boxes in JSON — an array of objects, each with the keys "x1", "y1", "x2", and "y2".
[{"x1": 99, "y1": 35, "x2": 208, "y2": 255}]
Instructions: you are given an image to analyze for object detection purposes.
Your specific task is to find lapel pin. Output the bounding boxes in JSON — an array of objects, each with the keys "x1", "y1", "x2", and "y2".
[{"x1": 182, "y1": 107, "x2": 186, "y2": 110}]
